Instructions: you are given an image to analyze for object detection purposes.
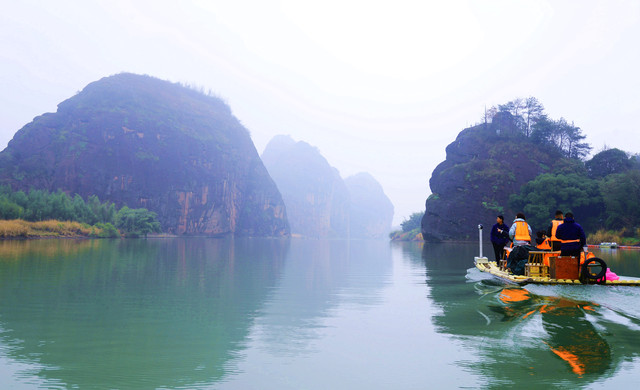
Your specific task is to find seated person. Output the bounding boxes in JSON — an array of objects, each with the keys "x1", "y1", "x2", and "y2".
[
  {"x1": 534, "y1": 230, "x2": 553, "y2": 266},
  {"x1": 535, "y1": 230, "x2": 551, "y2": 250}
]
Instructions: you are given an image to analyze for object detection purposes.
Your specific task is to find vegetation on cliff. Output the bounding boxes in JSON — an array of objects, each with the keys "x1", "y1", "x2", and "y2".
[
  {"x1": 422, "y1": 97, "x2": 640, "y2": 242},
  {"x1": 0, "y1": 73, "x2": 288, "y2": 236}
]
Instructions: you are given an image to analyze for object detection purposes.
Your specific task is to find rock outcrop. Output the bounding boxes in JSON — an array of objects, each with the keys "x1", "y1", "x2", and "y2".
[
  {"x1": 421, "y1": 115, "x2": 563, "y2": 241},
  {"x1": 261, "y1": 135, "x2": 350, "y2": 238},
  {"x1": 262, "y1": 135, "x2": 394, "y2": 239},
  {"x1": 0, "y1": 73, "x2": 289, "y2": 236},
  {"x1": 345, "y1": 172, "x2": 394, "y2": 239}
]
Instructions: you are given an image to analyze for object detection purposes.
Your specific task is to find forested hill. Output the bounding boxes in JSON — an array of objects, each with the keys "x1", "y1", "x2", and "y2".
[
  {"x1": 0, "y1": 73, "x2": 289, "y2": 236},
  {"x1": 421, "y1": 98, "x2": 640, "y2": 241}
]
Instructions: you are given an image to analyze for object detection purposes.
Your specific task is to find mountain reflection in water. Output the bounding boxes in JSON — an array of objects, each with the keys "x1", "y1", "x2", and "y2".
[{"x1": 1, "y1": 239, "x2": 639, "y2": 388}]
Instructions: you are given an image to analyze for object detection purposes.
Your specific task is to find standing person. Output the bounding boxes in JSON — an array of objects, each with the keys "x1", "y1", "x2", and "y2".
[
  {"x1": 509, "y1": 213, "x2": 533, "y2": 246},
  {"x1": 555, "y1": 212, "x2": 586, "y2": 257},
  {"x1": 547, "y1": 210, "x2": 564, "y2": 251},
  {"x1": 490, "y1": 215, "x2": 510, "y2": 262}
]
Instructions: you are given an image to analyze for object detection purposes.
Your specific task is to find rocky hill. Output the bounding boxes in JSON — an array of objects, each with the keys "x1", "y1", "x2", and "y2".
[
  {"x1": 0, "y1": 73, "x2": 289, "y2": 236},
  {"x1": 344, "y1": 172, "x2": 394, "y2": 239},
  {"x1": 262, "y1": 135, "x2": 394, "y2": 239},
  {"x1": 421, "y1": 112, "x2": 564, "y2": 241},
  {"x1": 261, "y1": 135, "x2": 349, "y2": 238}
]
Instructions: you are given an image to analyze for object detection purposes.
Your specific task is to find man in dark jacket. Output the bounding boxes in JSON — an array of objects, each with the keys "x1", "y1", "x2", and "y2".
[
  {"x1": 555, "y1": 212, "x2": 586, "y2": 257},
  {"x1": 490, "y1": 215, "x2": 510, "y2": 262}
]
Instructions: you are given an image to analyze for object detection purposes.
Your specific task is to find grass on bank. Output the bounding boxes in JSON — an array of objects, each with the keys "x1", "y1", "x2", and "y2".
[
  {"x1": 0, "y1": 219, "x2": 119, "y2": 238},
  {"x1": 587, "y1": 228, "x2": 640, "y2": 246},
  {"x1": 389, "y1": 228, "x2": 423, "y2": 241}
]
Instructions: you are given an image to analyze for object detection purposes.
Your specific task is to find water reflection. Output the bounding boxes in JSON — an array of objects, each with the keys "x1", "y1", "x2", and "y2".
[
  {"x1": 0, "y1": 237, "x2": 289, "y2": 389},
  {"x1": 225, "y1": 239, "x2": 393, "y2": 369},
  {"x1": 590, "y1": 247, "x2": 640, "y2": 277},
  {"x1": 414, "y1": 242, "x2": 640, "y2": 388},
  {"x1": 491, "y1": 288, "x2": 610, "y2": 377}
]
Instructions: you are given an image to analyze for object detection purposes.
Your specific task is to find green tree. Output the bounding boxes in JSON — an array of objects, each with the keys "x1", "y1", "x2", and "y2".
[
  {"x1": 0, "y1": 198, "x2": 23, "y2": 219},
  {"x1": 48, "y1": 190, "x2": 74, "y2": 221},
  {"x1": 498, "y1": 98, "x2": 526, "y2": 133},
  {"x1": 115, "y1": 206, "x2": 161, "y2": 237},
  {"x1": 87, "y1": 195, "x2": 102, "y2": 225},
  {"x1": 25, "y1": 189, "x2": 47, "y2": 221},
  {"x1": 509, "y1": 173, "x2": 604, "y2": 231},
  {"x1": 600, "y1": 170, "x2": 640, "y2": 230},
  {"x1": 523, "y1": 97, "x2": 545, "y2": 137},
  {"x1": 10, "y1": 190, "x2": 28, "y2": 210},
  {"x1": 586, "y1": 148, "x2": 637, "y2": 179},
  {"x1": 71, "y1": 194, "x2": 88, "y2": 223},
  {"x1": 95, "y1": 222, "x2": 120, "y2": 238},
  {"x1": 530, "y1": 115, "x2": 556, "y2": 147},
  {"x1": 531, "y1": 117, "x2": 591, "y2": 159},
  {"x1": 401, "y1": 212, "x2": 424, "y2": 232}
]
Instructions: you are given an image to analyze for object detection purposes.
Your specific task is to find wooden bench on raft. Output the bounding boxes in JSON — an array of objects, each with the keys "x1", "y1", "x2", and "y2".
[{"x1": 525, "y1": 250, "x2": 561, "y2": 278}]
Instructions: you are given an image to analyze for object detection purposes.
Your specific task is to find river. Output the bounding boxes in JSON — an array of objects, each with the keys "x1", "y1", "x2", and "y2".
[{"x1": 0, "y1": 238, "x2": 639, "y2": 389}]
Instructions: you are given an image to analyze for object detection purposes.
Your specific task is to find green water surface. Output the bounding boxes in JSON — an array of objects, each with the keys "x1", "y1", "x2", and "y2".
[{"x1": 1, "y1": 238, "x2": 639, "y2": 389}]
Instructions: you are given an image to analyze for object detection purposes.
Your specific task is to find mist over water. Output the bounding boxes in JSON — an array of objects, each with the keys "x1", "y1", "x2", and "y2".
[{"x1": 1, "y1": 239, "x2": 640, "y2": 389}]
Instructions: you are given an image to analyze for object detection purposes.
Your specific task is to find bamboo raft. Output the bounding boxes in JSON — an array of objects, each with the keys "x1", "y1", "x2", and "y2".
[{"x1": 473, "y1": 224, "x2": 640, "y2": 287}]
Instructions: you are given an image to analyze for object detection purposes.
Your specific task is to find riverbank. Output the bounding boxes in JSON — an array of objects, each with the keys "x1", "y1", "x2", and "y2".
[{"x1": 0, "y1": 219, "x2": 117, "y2": 239}]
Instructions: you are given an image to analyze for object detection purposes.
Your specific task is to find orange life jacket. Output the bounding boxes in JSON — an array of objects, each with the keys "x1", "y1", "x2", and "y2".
[
  {"x1": 536, "y1": 238, "x2": 553, "y2": 266},
  {"x1": 514, "y1": 221, "x2": 531, "y2": 241},
  {"x1": 550, "y1": 219, "x2": 563, "y2": 242},
  {"x1": 537, "y1": 238, "x2": 551, "y2": 250},
  {"x1": 580, "y1": 251, "x2": 595, "y2": 265}
]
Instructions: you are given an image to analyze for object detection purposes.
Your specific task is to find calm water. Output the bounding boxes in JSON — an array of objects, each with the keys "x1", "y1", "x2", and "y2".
[{"x1": 1, "y1": 238, "x2": 640, "y2": 389}]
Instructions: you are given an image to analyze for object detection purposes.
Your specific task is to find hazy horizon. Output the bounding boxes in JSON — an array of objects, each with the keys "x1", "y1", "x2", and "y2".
[{"x1": 2, "y1": 0, "x2": 639, "y2": 225}]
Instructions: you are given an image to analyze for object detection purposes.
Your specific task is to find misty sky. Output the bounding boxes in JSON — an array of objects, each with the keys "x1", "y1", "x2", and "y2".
[{"x1": 2, "y1": 0, "x2": 639, "y2": 225}]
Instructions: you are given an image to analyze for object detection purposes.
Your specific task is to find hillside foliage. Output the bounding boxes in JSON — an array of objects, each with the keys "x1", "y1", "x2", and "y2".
[{"x1": 422, "y1": 96, "x2": 640, "y2": 242}]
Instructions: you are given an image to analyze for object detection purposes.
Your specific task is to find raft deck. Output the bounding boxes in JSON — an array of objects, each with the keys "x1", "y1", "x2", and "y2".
[{"x1": 474, "y1": 258, "x2": 640, "y2": 286}]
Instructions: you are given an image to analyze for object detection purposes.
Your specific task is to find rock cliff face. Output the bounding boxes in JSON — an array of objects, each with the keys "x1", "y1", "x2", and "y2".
[
  {"x1": 421, "y1": 116, "x2": 562, "y2": 241},
  {"x1": 261, "y1": 136, "x2": 394, "y2": 239},
  {"x1": 345, "y1": 173, "x2": 394, "y2": 239},
  {"x1": 0, "y1": 73, "x2": 289, "y2": 236},
  {"x1": 261, "y1": 135, "x2": 350, "y2": 238}
]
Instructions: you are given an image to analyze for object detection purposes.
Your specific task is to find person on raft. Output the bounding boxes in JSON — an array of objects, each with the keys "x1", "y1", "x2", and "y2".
[
  {"x1": 535, "y1": 230, "x2": 551, "y2": 250},
  {"x1": 505, "y1": 213, "x2": 534, "y2": 275},
  {"x1": 546, "y1": 210, "x2": 564, "y2": 251},
  {"x1": 490, "y1": 215, "x2": 510, "y2": 262},
  {"x1": 555, "y1": 212, "x2": 586, "y2": 257},
  {"x1": 509, "y1": 212, "x2": 533, "y2": 246}
]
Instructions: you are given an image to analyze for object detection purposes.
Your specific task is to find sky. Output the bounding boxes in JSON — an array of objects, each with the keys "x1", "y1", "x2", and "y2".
[{"x1": 1, "y1": 0, "x2": 639, "y2": 225}]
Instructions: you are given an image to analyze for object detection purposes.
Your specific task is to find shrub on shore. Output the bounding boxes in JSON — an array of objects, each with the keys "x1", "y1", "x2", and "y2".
[{"x1": 587, "y1": 228, "x2": 640, "y2": 246}]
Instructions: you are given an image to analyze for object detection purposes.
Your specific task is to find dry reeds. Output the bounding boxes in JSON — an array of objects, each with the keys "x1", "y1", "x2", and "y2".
[
  {"x1": 0, "y1": 220, "x2": 29, "y2": 237},
  {"x1": 587, "y1": 229, "x2": 623, "y2": 245},
  {"x1": 0, "y1": 219, "x2": 102, "y2": 238}
]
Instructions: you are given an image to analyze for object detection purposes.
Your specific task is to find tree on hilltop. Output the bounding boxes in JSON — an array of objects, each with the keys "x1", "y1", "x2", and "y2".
[{"x1": 586, "y1": 148, "x2": 638, "y2": 179}]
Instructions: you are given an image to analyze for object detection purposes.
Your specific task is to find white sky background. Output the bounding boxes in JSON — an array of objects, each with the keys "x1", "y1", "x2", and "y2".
[{"x1": 1, "y1": 0, "x2": 639, "y2": 225}]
